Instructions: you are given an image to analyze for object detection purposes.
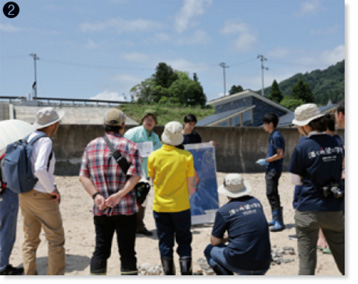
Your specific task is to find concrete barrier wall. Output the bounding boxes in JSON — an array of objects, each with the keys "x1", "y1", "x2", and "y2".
[{"x1": 53, "y1": 125, "x2": 342, "y2": 175}]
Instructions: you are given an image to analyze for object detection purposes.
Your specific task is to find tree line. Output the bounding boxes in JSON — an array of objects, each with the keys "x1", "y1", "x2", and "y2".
[
  {"x1": 130, "y1": 60, "x2": 344, "y2": 111},
  {"x1": 130, "y1": 62, "x2": 206, "y2": 107}
]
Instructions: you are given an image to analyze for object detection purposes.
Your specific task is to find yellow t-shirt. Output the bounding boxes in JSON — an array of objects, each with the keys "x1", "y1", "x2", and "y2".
[{"x1": 148, "y1": 144, "x2": 194, "y2": 212}]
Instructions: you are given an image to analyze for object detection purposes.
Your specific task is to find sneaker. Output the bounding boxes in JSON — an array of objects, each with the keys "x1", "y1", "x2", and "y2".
[{"x1": 0, "y1": 265, "x2": 24, "y2": 275}]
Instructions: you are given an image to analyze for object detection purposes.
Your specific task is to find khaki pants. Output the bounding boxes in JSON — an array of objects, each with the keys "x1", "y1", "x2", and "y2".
[
  {"x1": 19, "y1": 190, "x2": 65, "y2": 275},
  {"x1": 295, "y1": 210, "x2": 344, "y2": 275}
]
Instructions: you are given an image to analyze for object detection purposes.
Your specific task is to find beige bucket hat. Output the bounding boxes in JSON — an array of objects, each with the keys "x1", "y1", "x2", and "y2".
[
  {"x1": 33, "y1": 107, "x2": 65, "y2": 129},
  {"x1": 292, "y1": 103, "x2": 324, "y2": 126},
  {"x1": 218, "y1": 173, "x2": 252, "y2": 198}
]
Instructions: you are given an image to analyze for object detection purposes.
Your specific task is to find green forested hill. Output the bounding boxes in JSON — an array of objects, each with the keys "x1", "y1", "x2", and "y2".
[{"x1": 261, "y1": 60, "x2": 344, "y2": 105}]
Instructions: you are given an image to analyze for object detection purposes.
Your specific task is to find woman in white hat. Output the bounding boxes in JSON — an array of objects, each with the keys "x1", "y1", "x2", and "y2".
[
  {"x1": 288, "y1": 103, "x2": 344, "y2": 275},
  {"x1": 18, "y1": 107, "x2": 66, "y2": 275},
  {"x1": 203, "y1": 173, "x2": 271, "y2": 275}
]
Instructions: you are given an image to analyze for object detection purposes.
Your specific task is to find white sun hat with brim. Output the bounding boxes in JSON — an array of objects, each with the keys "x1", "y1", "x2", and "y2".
[
  {"x1": 161, "y1": 121, "x2": 184, "y2": 146},
  {"x1": 218, "y1": 173, "x2": 251, "y2": 198},
  {"x1": 292, "y1": 103, "x2": 324, "y2": 126},
  {"x1": 33, "y1": 107, "x2": 65, "y2": 130}
]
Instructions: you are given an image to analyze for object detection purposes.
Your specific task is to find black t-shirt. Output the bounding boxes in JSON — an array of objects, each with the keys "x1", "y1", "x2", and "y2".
[
  {"x1": 289, "y1": 133, "x2": 344, "y2": 212},
  {"x1": 183, "y1": 131, "x2": 202, "y2": 145},
  {"x1": 212, "y1": 196, "x2": 271, "y2": 270}
]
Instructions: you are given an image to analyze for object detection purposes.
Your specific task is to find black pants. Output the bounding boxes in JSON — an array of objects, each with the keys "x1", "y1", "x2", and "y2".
[
  {"x1": 153, "y1": 209, "x2": 192, "y2": 258},
  {"x1": 91, "y1": 214, "x2": 137, "y2": 274},
  {"x1": 265, "y1": 171, "x2": 281, "y2": 210}
]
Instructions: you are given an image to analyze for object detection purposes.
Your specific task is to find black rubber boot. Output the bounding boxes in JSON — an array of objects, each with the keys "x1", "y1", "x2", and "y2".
[
  {"x1": 211, "y1": 264, "x2": 234, "y2": 275},
  {"x1": 270, "y1": 207, "x2": 285, "y2": 232},
  {"x1": 179, "y1": 256, "x2": 192, "y2": 275},
  {"x1": 268, "y1": 209, "x2": 279, "y2": 226},
  {"x1": 161, "y1": 257, "x2": 176, "y2": 275},
  {"x1": 136, "y1": 206, "x2": 152, "y2": 236}
]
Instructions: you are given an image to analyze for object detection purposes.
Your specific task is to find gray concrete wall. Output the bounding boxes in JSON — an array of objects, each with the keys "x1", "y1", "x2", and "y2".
[
  {"x1": 52, "y1": 124, "x2": 341, "y2": 176},
  {"x1": 0, "y1": 103, "x2": 10, "y2": 120}
]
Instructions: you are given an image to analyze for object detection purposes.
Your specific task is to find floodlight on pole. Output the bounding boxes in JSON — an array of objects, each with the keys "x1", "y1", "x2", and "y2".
[
  {"x1": 257, "y1": 54, "x2": 268, "y2": 96},
  {"x1": 219, "y1": 62, "x2": 229, "y2": 96},
  {"x1": 29, "y1": 53, "x2": 40, "y2": 99}
]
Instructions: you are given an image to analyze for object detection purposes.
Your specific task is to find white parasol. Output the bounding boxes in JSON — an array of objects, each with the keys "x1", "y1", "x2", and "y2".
[{"x1": 0, "y1": 119, "x2": 35, "y2": 153}]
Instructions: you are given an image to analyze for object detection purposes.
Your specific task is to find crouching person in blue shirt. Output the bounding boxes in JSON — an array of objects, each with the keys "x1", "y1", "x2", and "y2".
[{"x1": 204, "y1": 174, "x2": 271, "y2": 275}]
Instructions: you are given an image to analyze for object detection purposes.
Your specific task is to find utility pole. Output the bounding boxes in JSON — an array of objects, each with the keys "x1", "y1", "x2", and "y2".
[
  {"x1": 257, "y1": 54, "x2": 268, "y2": 96},
  {"x1": 29, "y1": 53, "x2": 40, "y2": 99},
  {"x1": 219, "y1": 62, "x2": 229, "y2": 96}
]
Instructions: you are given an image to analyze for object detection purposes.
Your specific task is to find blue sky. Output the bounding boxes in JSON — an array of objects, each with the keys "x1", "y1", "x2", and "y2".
[{"x1": 0, "y1": 0, "x2": 347, "y2": 103}]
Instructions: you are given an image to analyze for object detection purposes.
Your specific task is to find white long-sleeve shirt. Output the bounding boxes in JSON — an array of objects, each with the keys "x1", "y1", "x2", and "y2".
[{"x1": 28, "y1": 131, "x2": 56, "y2": 194}]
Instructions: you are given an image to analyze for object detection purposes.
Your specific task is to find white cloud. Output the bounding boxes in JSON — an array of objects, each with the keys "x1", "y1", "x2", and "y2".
[
  {"x1": 80, "y1": 17, "x2": 162, "y2": 33},
  {"x1": 0, "y1": 24, "x2": 20, "y2": 32},
  {"x1": 91, "y1": 90, "x2": 126, "y2": 101},
  {"x1": 319, "y1": 45, "x2": 345, "y2": 65},
  {"x1": 233, "y1": 33, "x2": 258, "y2": 52},
  {"x1": 175, "y1": 0, "x2": 212, "y2": 33},
  {"x1": 221, "y1": 20, "x2": 258, "y2": 51},
  {"x1": 298, "y1": 0, "x2": 321, "y2": 16}
]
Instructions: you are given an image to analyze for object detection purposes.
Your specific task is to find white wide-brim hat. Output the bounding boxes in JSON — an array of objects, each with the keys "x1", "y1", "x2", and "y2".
[
  {"x1": 292, "y1": 103, "x2": 324, "y2": 126},
  {"x1": 218, "y1": 173, "x2": 251, "y2": 198},
  {"x1": 161, "y1": 121, "x2": 184, "y2": 146},
  {"x1": 33, "y1": 107, "x2": 65, "y2": 129}
]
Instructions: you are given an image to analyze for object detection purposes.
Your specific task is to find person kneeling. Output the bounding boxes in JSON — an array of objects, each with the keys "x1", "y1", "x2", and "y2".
[{"x1": 204, "y1": 174, "x2": 271, "y2": 275}]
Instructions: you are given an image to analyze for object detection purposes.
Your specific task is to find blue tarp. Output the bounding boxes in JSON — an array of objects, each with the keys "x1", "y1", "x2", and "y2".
[{"x1": 184, "y1": 143, "x2": 219, "y2": 225}]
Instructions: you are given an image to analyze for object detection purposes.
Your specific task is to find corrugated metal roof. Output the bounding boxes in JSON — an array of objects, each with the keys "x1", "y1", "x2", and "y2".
[
  {"x1": 197, "y1": 106, "x2": 254, "y2": 126},
  {"x1": 208, "y1": 89, "x2": 291, "y2": 113},
  {"x1": 277, "y1": 104, "x2": 337, "y2": 127}
]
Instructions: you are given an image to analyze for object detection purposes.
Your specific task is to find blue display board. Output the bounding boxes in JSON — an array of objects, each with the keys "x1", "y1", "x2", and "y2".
[{"x1": 184, "y1": 143, "x2": 219, "y2": 225}]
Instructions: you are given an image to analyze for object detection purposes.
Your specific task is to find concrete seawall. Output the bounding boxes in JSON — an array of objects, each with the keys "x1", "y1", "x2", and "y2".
[{"x1": 52, "y1": 125, "x2": 339, "y2": 175}]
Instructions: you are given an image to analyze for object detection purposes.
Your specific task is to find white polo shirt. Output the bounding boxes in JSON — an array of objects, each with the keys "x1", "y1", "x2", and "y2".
[{"x1": 28, "y1": 130, "x2": 56, "y2": 194}]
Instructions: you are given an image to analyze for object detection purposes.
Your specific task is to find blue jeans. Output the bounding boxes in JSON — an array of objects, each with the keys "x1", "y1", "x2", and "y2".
[
  {"x1": 204, "y1": 244, "x2": 268, "y2": 275},
  {"x1": 153, "y1": 209, "x2": 192, "y2": 258},
  {"x1": 0, "y1": 189, "x2": 19, "y2": 271}
]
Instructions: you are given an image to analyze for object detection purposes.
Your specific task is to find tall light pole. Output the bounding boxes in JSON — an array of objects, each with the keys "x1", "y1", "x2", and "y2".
[
  {"x1": 257, "y1": 54, "x2": 268, "y2": 96},
  {"x1": 219, "y1": 62, "x2": 229, "y2": 96},
  {"x1": 29, "y1": 53, "x2": 40, "y2": 99}
]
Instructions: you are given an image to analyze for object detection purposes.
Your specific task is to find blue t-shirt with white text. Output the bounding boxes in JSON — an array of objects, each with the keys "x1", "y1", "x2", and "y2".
[
  {"x1": 211, "y1": 196, "x2": 271, "y2": 270},
  {"x1": 289, "y1": 133, "x2": 344, "y2": 212}
]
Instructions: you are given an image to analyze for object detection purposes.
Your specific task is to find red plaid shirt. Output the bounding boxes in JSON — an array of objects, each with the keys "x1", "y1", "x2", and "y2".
[{"x1": 79, "y1": 132, "x2": 141, "y2": 216}]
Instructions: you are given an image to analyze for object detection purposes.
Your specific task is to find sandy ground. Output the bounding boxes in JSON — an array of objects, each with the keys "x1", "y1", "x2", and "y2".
[{"x1": 8, "y1": 172, "x2": 342, "y2": 276}]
